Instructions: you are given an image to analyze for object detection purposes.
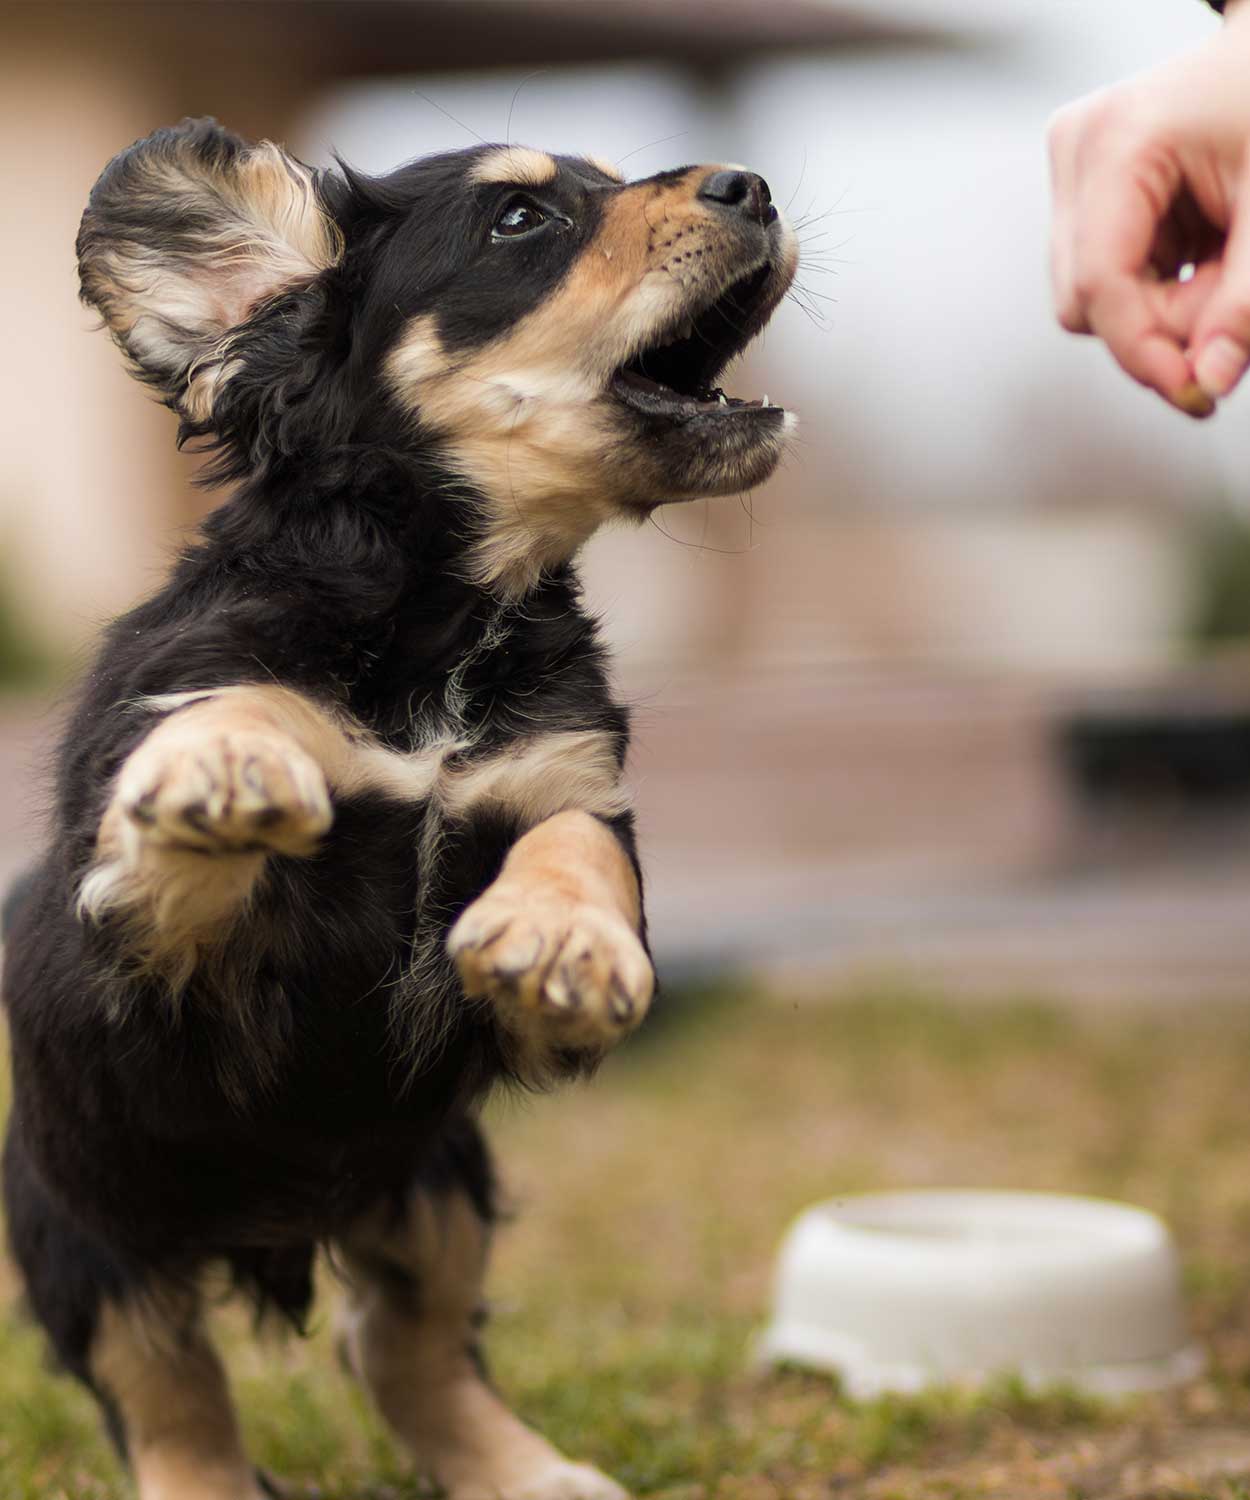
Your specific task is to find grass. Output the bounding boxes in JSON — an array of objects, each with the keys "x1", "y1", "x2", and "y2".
[
  {"x1": 0, "y1": 570, "x2": 54, "y2": 691},
  {"x1": 7, "y1": 983, "x2": 1250, "y2": 1497}
]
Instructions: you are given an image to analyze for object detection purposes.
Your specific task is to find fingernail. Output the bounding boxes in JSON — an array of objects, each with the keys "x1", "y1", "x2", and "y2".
[
  {"x1": 1195, "y1": 336, "x2": 1249, "y2": 399},
  {"x1": 1176, "y1": 382, "x2": 1217, "y2": 419}
]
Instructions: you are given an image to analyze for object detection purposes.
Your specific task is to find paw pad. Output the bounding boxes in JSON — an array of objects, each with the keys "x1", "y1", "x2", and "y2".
[{"x1": 448, "y1": 886, "x2": 653, "y2": 1053}]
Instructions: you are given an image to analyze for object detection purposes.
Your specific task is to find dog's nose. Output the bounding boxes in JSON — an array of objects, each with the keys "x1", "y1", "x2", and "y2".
[{"x1": 698, "y1": 169, "x2": 777, "y2": 227}]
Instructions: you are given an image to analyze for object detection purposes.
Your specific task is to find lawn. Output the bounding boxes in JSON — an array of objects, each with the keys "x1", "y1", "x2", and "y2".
[{"x1": 5, "y1": 985, "x2": 1250, "y2": 1499}]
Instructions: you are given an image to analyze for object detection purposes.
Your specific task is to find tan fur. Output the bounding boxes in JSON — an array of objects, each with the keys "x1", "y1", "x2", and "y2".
[
  {"x1": 385, "y1": 312, "x2": 617, "y2": 592},
  {"x1": 90, "y1": 1293, "x2": 266, "y2": 1500},
  {"x1": 448, "y1": 809, "x2": 652, "y2": 1069},
  {"x1": 79, "y1": 686, "x2": 343, "y2": 985},
  {"x1": 82, "y1": 137, "x2": 342, "y2": 416},
  {"x1": 586, "y1": 155, "x2": 624, "y2": 183},
  {"x1": 387, "y1": 167, "x2": 798, "y2": 595},
  {"x1": 80, "y1": 678, "x2": 631, "y2": 989},
  {"x1": 338, "y1": 1189, "x2": 627, "y2": 1500},
  {"x1": 136, "y1": 686, "x2": 450, "y2": 804},
  {"x1": 183, "y1": 356, "x2": 244, "y2": 427},
  {"x1": 136, "y1": 695, "x2": 627, "y2": 823},
  {"x1": 469, "y1": 145, "x2": 559, "y2": 188},
  {"x1": 79, "y1": 805, "x2": 269, "y2": 991},
  {"x1": 441, "y1": 727, "x2": 630, "y2": 827}
]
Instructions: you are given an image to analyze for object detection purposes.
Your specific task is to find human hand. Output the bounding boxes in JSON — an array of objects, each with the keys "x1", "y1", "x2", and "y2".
[{"x1": 1049, "y1": 1, "x2": 1250, "y2": 418}]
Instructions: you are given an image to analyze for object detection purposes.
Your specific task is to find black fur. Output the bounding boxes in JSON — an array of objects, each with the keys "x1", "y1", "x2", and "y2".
[{"x1": 2, "y1": 118, "x2": 793, "y2": 1478}]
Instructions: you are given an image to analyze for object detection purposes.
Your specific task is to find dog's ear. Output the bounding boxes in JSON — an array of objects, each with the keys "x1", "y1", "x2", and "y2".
[{"x1": 77, "y1": 117, "x2": 342, "y2": 420}]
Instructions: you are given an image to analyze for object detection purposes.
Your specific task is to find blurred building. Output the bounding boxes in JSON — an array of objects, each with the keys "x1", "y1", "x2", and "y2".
[
  {"x1": 0, "y1": 0, "x2": 917, "y2": 657},
  {"x1": 1, "y1": 0, "x2": 1240, "y2": 680},
  {"x1": 6, "y1": 0, "x2": 1250, "y2": 997}
]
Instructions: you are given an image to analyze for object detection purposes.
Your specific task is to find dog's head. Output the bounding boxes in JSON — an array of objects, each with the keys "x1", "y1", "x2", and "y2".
[{"x1": 78, "y1": 118, "x2": 797, "y2": 593}]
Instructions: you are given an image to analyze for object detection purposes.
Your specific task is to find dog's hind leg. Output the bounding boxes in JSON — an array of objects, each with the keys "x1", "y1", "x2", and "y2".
[
  {"x1": 89, "y1": 1291, "x2": 270, "y2": 1500},
  {"x1": 3, "y1": 1123, "x2": 266, "y2": 1500},
  {"x1": 335, "y1": 1117, "x2": 628, "y2": 1500}
]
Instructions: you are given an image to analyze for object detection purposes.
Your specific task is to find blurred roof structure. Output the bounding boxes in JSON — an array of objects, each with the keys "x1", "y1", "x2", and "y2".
[
  {"x1": 0, "y1": 0, "x2": 967, "y2": 650},
  {"x1": 258, "y1": 0, "x2": 959, "y2": 69},
  {"x1": 5, "y1": 0, "x2": 960, "y2": 87}
]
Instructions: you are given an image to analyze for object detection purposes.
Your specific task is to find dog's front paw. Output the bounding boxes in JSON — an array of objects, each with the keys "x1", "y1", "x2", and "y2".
[
  {"x1": 448, "y1": 883, "x2": 653, "y2": 1052},
  {"x1": 118, "y1": 728, "x2": 332, "y2": 856}
]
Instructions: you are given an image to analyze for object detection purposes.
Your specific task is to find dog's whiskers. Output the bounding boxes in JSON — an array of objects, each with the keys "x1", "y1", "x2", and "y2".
[{"x1": 410, "y1": 88, "x2": 486, "y2": 144}]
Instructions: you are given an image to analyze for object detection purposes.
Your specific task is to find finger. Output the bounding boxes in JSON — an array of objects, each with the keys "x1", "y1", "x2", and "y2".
[
  {"x1": 1073, "y1": 151, "x2": 1216, "y2": 411},
  {"x1": 1192, "y1": 175, "x2": 1250, "y2": 398},
  {"x1": 1047, "y1": 107, "x2": 1091, "y2": 333},
  {"x1": 1090, "y1": 274, "x2": 1216, "y2": 414},
  {"x1": 1148, "y1": 258, "x2": 1222, "y2": 344}
]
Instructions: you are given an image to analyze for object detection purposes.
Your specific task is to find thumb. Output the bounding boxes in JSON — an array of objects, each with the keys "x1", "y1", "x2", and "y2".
[{"x1": 1193, "y1": 176, "x2": 1250, "y2": 399}]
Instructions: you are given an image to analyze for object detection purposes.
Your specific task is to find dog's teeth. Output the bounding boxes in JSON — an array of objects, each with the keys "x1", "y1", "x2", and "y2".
[
  {"x1": 762, "y1": 394, "x2": 771, "y2": 407},
  {"x1": 718, "y1": 392, "x2": 728, "y2": 406}
]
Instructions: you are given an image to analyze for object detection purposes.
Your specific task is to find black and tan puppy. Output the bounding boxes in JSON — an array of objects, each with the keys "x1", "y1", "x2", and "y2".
[{"x1": 1, "y1": 119, "x2": 796, "y2": 1500}]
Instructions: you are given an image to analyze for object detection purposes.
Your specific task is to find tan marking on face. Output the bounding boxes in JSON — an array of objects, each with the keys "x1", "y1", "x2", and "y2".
[
  {"x1": 387, "y1": 166, "x2": 782, "y2": 593},
  {"x1": 469, "y1": 145, "x2": 559, "y2": 188},
  {"x1": 586, "y1": 155, "x2": 624, "y2": 183},
  {"x1": 91, "y1": 1294, "x2": 265, "y2": 1500},
  {"x1": 338, "y1": 1186, "x2": 624, "y2": 1497},
  {"x1": 386, "y1": 313, "x2": 616, "y2": 591}
]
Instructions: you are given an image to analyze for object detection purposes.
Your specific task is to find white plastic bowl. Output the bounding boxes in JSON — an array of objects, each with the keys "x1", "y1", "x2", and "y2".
[{"x1": 757, "y1": 1190, "x2": 1204, "y2": 1398}]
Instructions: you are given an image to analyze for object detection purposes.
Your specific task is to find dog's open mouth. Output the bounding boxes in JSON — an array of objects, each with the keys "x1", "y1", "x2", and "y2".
[{"x1": 609, "y1": 264, "x2": 783, "y2": 419}]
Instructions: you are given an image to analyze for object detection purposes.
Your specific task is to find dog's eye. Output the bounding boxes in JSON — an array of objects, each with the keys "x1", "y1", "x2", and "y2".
[{"x1": 492, "y1": 197, "x2": 549, "y2": 239}]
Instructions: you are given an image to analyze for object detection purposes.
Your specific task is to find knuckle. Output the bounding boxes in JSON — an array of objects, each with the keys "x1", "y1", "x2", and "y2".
[
  {"x1": 1089, "y1": 85, "x2": 1143, "y2": 140},
  {"x1": 1070, "y1": 269, "x2": 1101, "y2": 307},
  {"x1": 1048, "y1": 89, "x2": 1121, "y2": 152},
  {"x1": 1218, "y1": 297, "x2": 1250, "y2": 336},
  {"x1": 1057, "y1": 303, "x2": 1090, "y2": 335},
  {"x1": 1046, "y1": 102, "x2": 1082, "y2": 150}
]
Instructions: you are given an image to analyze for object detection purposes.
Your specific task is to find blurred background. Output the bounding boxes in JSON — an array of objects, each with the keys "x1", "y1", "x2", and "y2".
[
  {"x1": 2, "y1": 0, "x2": 1249, "y2": 1004},
  {"x1": 13, "y1": 7, "x2": 1250, "y2": 1494}
]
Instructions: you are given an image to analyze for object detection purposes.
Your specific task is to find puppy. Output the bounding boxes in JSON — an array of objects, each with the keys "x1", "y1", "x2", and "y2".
[{"x1": 1, "y1": 119, "x2": 796, "y2": 1500}]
